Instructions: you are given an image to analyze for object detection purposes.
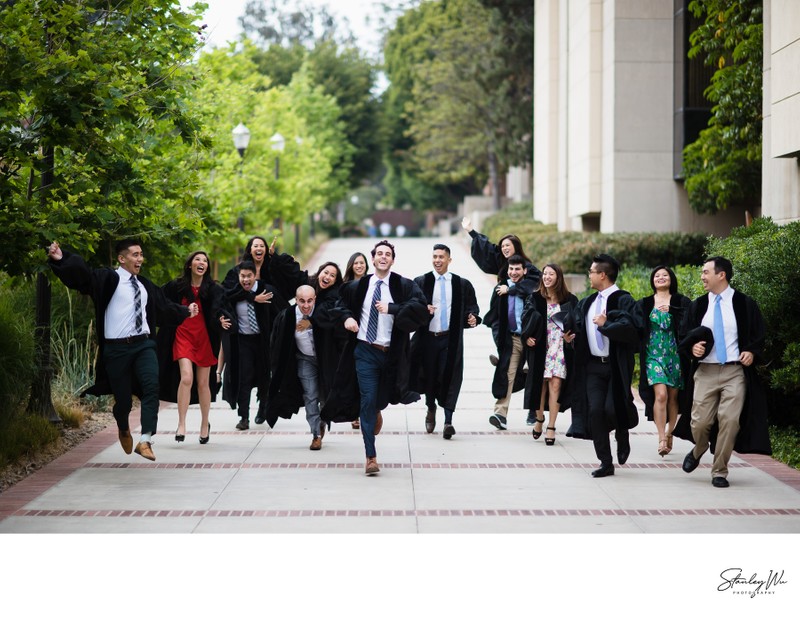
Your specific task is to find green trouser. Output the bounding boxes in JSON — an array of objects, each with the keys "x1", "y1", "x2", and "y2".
[{"x1": 103, "y1": 339, "x2": 160, "y2": 436}]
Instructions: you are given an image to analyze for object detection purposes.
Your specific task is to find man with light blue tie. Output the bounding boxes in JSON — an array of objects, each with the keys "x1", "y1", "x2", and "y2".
[
  {"x1": 678, "y1": 256, "x2": 770, "y2": 488},
  {"x1": 325, "y1": 240, "x2": 428, "y2": 475},
  {"x1": 409, "y1": 244, "x2": 481, "y2": 439}
]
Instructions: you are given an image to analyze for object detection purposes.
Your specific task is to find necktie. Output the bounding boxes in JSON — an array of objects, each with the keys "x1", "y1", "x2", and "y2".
[
  {"x1": 248, "y1": 299, "x2": 260, "y2": 334},
  {"x1": 366, "y1": 280, "x2": 383, "y2": 343},
  {"x1": 507, "y1": 291, "x2": 517, "y2": 332},
  {"x1": 713, "y1": 294, "x2": 727, "y2": 363},
  {"x1": 131, "y1": 275, "x2": 142, "y2": 333},
  {"x1": 439, "y1": 276, "x2": 448, "y2": 331},
  {"x1": 594, "y1": 294, "x2": 605, "y2": 351}
]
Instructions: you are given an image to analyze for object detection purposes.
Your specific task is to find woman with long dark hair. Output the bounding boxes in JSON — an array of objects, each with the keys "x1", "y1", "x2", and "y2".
[
  {"x1": 343, "y1": 251, "x2": 369, "y2": 283},
  {"x1": 158, "y1": 250, "x2": 224, "y2": 444},
  {"x1": 637, "y1": 265, "x2": 691, "y2": 456},
  {"x1": 522, "y1": 263, "x2": 578, "y2": 445},
  {"x1": 461, "y1": 217, "x2": 540, "y2": 287}
]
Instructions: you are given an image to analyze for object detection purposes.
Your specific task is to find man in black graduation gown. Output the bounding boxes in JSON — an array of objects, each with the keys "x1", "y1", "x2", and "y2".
[
  {"x1": 218, "y1": 260, "x2": 285, "y2": 430},
  {"x1": 675, "y1": 256, "x2": 770, "y2": 488},
  {"x1": 564, "y1": 254, "x2": 642, "y2": 478},
  {"x1": 320, "y1": 240, "x2": 429, "y2": 475},
  {"x1": 409, "y1": 244, "x2": 481, "y2": 439},
  {"x1": 47, "y1": 239, "x2": 195, "y2": 461}
]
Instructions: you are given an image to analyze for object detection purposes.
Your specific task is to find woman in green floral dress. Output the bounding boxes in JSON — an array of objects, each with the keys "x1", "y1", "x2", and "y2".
[{"x1": 637, "y1": 266, "x2": 692, "y2": 456}]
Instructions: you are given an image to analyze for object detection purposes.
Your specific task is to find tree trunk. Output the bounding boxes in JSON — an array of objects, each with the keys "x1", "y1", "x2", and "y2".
[{"x1": 488, "y1": 149, "x2": 501, "y2": 211}]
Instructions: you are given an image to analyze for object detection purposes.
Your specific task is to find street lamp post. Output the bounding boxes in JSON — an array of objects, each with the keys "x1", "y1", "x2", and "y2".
[
  {"x1": 270, "y1": 132, "x2": 285, "y2": 232},
  {"x1": 231, "y1": 123, "x2": 250, "y2": 232}
]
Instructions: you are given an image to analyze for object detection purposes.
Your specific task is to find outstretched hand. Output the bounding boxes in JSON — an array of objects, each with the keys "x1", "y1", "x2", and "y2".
[
  {"x1": 47, "y1": 241, "x2": 63, "y2": 261},
  {"x1": 461, "y1": 217, "x2": 472, "y2": 233}
]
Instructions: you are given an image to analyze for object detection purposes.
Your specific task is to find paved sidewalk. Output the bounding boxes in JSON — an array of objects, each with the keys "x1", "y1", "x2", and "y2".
[{"x1": 2, "y1": 236, "x2": 800, "y2": 534}]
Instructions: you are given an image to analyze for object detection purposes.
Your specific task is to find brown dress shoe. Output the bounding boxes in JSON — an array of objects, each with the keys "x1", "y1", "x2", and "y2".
[
  {"x1": 134, "y1": 441, "x2": 156, "y2": 461},
  {"x1": 351, "y1": 420, "x2": 360, "y2": 429},
  {"x1": 310, "y1": 436, "x2": 322, "y2": 450},
  {"x1": 365, "y1": 457, "x2": 380, "y2": 475},
  {"x1": 425, "y1": 408, "x2": 436, "y2": 433},
  {"x1": 374, "y1": 411, "x2": 383, "y2": 435},
  {"x1": 118, "y1": 429, "x2": 133, "y2": 455}
]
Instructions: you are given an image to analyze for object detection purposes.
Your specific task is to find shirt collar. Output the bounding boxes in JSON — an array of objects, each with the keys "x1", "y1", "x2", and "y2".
[
  {"x1": 434, "y1": 271, "x2": 451, "y2": 281},
  {"x1": 598, "y1": 284, "x2": 619, "y2": 300},
  {"x1": 117, "y1": 267, "x2": 134, "y2": 281},
  {"x1": 295, "y1": 305, "x2": 314, "y2": 319},
  {"x1": 712, "y1": 286, "x2": 735, "y2": 302}
]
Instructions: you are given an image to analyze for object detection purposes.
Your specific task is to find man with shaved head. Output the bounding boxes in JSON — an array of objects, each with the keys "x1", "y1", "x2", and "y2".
[{"x1": 266, "y1": 285, "x2": 330, "y2": 449}]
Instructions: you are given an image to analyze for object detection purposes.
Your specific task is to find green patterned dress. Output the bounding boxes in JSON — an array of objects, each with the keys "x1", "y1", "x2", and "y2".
[{"x1": 645, "y1": 308, "x2": 683, "y2": 388}]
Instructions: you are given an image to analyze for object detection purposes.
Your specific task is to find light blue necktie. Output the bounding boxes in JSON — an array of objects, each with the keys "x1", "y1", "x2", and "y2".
[
  {"x1": 439, "y1": 276, "x2": 448, "y2": 331},
  {"x1": 713, "y1": 294, "x2": 727, "y2": 363},
  {"x1": 594, "y1": 294, "x2": 605, "y2": 351}
]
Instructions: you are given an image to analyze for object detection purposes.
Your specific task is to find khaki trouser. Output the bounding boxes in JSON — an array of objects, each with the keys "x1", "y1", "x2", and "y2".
[
  {"x1": 690, "y1": 363, "x2": 746, "y2": 479},
  {"x1": 494, "y1": 334, "x2": 524, "y2": 417}
]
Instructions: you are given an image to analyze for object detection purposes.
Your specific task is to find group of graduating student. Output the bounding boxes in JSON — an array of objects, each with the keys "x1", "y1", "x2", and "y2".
[{"x1": 46, "y1": 225, "x2": 770, "y2": 484}]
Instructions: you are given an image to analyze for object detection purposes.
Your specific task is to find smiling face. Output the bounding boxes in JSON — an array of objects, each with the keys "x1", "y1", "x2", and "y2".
[
  {"x1": 118, "y1": 245, "x2": 144, "y2": 275},
  {"x1": 701, "y1": 261, "x2": 726, "y2": 294},
  {"x1": 372, "y1": 245, "x2": 394, "y2": 275},
  {"x1": 249, "y1": 238, "x2": 267, "y2": 262},
  {"x1": 507, "y1": 263, "x2": 524, "y2": 283},
  {"x1": 432, "y1": 249, "x2": 451, "y2": 275},
  {"x1": 541, "y1": 265, "x2": 557, "y2": 289},
  {"x1": 296, "y1": 286, "x2": 316, "y2": 316},
  {"x1": 352, "y1": 255, "x2": 367, "y2": 279},
  {"x1": 239, "y1": 269, "x2": 256, "y2": 292},
  {"x1": 317, "y1": 265, "x2": 338, "y2": 289},
  {"x1": 500, "y1": 238, "x2": 516, "y2": 259},
  {"x1": 190, "y1": 253, "x2": 209, "y2": 279},
  {"x1": 652, "y1": 268, "x2": 671, "y2": 292}
]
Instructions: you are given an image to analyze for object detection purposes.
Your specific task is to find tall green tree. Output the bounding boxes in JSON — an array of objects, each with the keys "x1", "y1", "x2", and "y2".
[{"x1": 682, "y1": 0, "x2": 763, "y2": 215}]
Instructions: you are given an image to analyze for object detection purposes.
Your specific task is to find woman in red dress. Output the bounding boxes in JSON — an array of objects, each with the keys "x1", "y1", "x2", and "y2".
[{"x1": 158, "y1": 251, "x2": 224, "y2": 444}]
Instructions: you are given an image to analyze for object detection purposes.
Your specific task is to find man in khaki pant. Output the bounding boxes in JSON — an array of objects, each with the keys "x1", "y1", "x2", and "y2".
[{"x1": 679, "y1": 257, "x2": 768, "y2": 487}]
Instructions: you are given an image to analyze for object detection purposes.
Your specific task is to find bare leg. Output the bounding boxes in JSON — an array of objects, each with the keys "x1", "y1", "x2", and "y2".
[
  {"x1": 653, "y1": 383, "x2": 668, "y2": 455},
  {"x1": 665, "y1": 386, "x2": 680, "y2": 451},
  {"x1": 196, "y1": 366, "x2": 211, "y2": 437},
  {"x1": 176, "y1": 357, "x2": 194, "y2": 435},
  {"x1": 545, "y1": 377, "x2": 562, "y2": 442},
  {"x1": 532, "y1": 384, "x2": 546, "y2": 437}
]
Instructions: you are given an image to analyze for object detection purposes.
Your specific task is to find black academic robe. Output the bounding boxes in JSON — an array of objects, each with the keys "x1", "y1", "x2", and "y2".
[
  {"x1": 468, "y1": 228, "x2": 541, "y2": 288},
  {"x1": 408, "y1": 272, "x2": 482, "y2": 410},
  {"x1": 565, "y1": 290, "x2": 642, "y2": 439},
  {"x1": 672, "y1": 291, "x2": 771, "y2": 455},
  {"x1": 484, "y1": 279, "x2": 533, "y2": 399},
  {"x1": 156, "y1": 280, "x2": 226, "y2": 403},
  {"x1": 265, "y1": 285, "x2": 346, "y2": 427},
  {"x1": 320, "y1": 272, "x2": 429, "y2": 422},
  {"x1": 268, "y1": 252, "x2": 310, "y2": 302},
  {"x1": 636, "y1": 293, "x2": 692, "y2": 421},
  {"x1": 522, "y1": 292, "x2": 578, "y2": 412},
  {"x1": 218, "y1": 279, "x2": 286, "y2": 415},
  {"x1": 48, "y1": 249, "x2": 190, "y2": 397}
]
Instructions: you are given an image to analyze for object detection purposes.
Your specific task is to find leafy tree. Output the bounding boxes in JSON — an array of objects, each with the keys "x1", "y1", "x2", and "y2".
[{"x1": 682, "y1": 0, "x2": 763, "y2": 214}]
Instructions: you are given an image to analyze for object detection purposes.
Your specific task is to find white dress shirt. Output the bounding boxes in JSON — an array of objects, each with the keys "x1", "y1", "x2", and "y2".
[
  {"x1": 356, "y1": 275, "x2": 395, "y2": 346},
  {"x1": 429, "y1": 272, "x2": 452, "y2": 333},
  {"x1": 700, "y1": 285, "x2": 740, "y2": 363},
  {"x1": 294, "y1": 306, "x2": 316, "y2": 357},
  {"x1": 586, "y1": 284, "x2": 618, "y2": 358},
  {"x1": 105, "y1": 267, "x2": 149, "y2": 339}
]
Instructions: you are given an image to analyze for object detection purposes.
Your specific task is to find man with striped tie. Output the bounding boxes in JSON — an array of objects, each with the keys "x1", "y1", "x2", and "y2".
[
  {"x1": 322, "y1": 240, "x2": 428, "y2": 475},
  {"x1": 47, "y1": 239, "x2": 196, "y2": 461},
  {"x1": 677, "y1": 256, "x2": 770, "y2": 487}
]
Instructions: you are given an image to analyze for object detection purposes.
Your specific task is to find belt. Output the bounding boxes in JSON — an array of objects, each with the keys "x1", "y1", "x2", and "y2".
[
  {"x1": 511, "y1": 332, "x2": 521, "y2": 338},
  {"x1": 589, "y1": 355, "x2": 610, "y2": 364},
  {"x1": 106, "y1": 334, "x2": 148, "y2": 345},
  {"x1": 360, "y1": 340, "x2": 389, "y2": 352},
  {"x1": 704, "y1": 360, "x2": 741, "y2": 366},
  {"x1": 429, "y1": 330, "x2": 449, "y2": 337}
]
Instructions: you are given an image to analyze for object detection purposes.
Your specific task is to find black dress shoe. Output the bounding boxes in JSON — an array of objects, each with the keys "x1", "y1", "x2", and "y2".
[
  {"x1": 235, "y1": 419, "x2": 250, "y2": 431},
  {"x1": 425, "y1": 408, "x2": 436, "y2": 434},
  {"x1": 254, "y1": 416, "x2": 266, "y2": 425},
  {"x1": 682, "y1": 451, "x2": 700, "y2": 473},
  {"x1": 617, "y1": 444, "x2": 630, "y2": 465},
  {"x1": 443, "y1": 424, "x2": 455, "y2": 440},
  {"x1": 591, "y1": 464, "x2": 615, "y2": 478},
  {"x1": 712, "y1": 476, "x2": 730, "y2": 488}
]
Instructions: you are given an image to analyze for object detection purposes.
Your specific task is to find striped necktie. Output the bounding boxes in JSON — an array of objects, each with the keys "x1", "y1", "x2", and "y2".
[
  {"x1": 131, "y1": 275, "x2": 142, "y2": 333},
  {"x1": 247, "y1": 300, "x2": 260, "y2": 333},
  {"x1": 366, "y1": 280, "x2": 383, "y2": 343}
]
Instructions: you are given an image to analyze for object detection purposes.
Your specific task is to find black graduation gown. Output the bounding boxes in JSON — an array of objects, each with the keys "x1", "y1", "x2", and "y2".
[
  {"x1": 636, "y1": 293, "x2": 692, "y2": 421},
  {"x1": 483, "y1": 279, "x2": 533, "y2": 399},
  {"x1": 672, "y1": 291, "x2": 771, "y2": 455},
  {"x1": 268, "y1": 252, "x2": 310, "y2": 302},
  {"x1": 320, "y1": 272, "x2": 429, "y2": 422},
  {"x1": 522, "y1": 292, "x2": 578, "y2": 412},
  {"x1": 565, "y1": 290, "x2": 642, "y2": 439},
  {"x1": 48, "y1": 249, "x2": 190, "y2": 397},
  {"x1": 408, "y1": 272, "x2": 482, "y2": 410},
  {"x1": 468, "y1": 228, "x2": 541, "y2": 288},
  {"x1": 156, "y1": 280, "x2": 225, "y2": 403},
  {"x1": 218, "y1": 279, "x2": 286, "y2": 415}
]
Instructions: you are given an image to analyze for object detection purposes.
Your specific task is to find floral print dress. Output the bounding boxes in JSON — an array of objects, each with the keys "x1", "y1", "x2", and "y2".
[
  {"x1": 645, "y1": 308, "x2": 682, "y2": 388},
  {"x1": 543, "y1": 302, "x2": 567, "y2": 379}
]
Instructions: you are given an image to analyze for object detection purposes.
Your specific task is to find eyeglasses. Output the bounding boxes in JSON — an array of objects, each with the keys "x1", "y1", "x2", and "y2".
[{"x1": 588, "y1": 269, "x2": 599, "y2": 275}]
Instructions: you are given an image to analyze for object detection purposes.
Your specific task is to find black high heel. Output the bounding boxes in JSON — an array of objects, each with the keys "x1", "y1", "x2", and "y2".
[
  {"x1": 175, "y1": 432, "x2": 185, "y2": 442},
  {"x1": 545, "y1": 427, "x2": 556, "y2": 446},
  {"x1": 531, "y1": 417, "x2": 545, "y2": 440},
  {"x1": 199, "y1": 422, "x2": 210, "y2": 445}
]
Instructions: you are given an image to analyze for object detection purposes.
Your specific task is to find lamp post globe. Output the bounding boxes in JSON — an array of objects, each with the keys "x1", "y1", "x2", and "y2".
[{"x1": 232, "y1": 122, "x2": 251, "y2": 158}]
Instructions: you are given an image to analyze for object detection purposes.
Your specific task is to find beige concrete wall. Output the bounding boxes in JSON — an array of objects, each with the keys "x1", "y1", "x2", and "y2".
[{"x1": 763, "y1": 0, "x2": 800, "y2": 225}]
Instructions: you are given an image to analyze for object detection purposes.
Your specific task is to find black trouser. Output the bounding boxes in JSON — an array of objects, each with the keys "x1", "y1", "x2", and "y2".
[
  {"x1": 585, "y1": 357, "x2": 629, "y2": 466},
  {"x1": 237, "y1": 334, "x2": 262, "y2": 420},
  {"x1": 423, "y1": 332, "x2": 454, "y2": 422},
  {"x1": 103, "y1": 339, "x2": 159, "y2": 435}
]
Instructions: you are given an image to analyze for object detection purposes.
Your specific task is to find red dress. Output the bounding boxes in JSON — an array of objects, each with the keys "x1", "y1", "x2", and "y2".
[{"x1": 173, "y1": 286, "x2": 217, "y2": 366}]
